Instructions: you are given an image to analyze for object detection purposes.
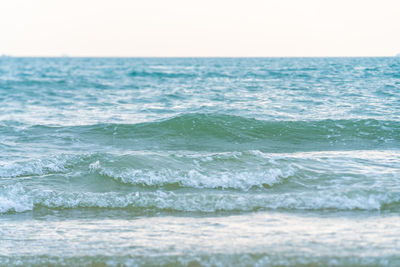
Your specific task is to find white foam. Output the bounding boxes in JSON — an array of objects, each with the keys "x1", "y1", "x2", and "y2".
[
  {"x1": 89, "y1": 160, "x2": 294, "y2": 191},
  {"x1": 1, "y1": 185, "x2": 398, "y2": 213},
  {"x1": 0, "y1": 155, "x2": 71, "y2": 178},
  {"x1": 0, "y1": 183, "x2": 33, "y2": 213}
]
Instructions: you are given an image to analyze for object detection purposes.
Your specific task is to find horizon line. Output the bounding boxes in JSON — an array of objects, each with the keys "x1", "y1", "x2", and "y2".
[{"x1": 1, "y1": 55, "x2": 399, "y2": 59}]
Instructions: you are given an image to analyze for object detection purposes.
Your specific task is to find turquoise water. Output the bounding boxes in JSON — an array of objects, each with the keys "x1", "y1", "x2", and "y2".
[{"x1": 1, "y1": 57, "x2": 400, "y2": 266}]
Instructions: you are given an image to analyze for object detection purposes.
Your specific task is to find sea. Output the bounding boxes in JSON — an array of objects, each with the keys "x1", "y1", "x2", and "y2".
[{"x1": 0, "y1": 57, "x2": 399, "y2": 266}]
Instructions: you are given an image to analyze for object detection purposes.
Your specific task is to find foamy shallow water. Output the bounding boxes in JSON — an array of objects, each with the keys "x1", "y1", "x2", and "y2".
[{"x1": 2, "y1": 211, "x2": 400, "y2": 266}]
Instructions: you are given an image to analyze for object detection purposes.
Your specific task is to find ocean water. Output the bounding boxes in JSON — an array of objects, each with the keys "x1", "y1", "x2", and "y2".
[{"x1": 0, "y1": 57, "x2": 399, "y2": 266}]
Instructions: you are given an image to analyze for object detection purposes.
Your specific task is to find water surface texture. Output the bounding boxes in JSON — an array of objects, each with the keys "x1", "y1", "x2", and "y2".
[{"x1": 1, "y1": 57, "x2": 400, "y2": 266}]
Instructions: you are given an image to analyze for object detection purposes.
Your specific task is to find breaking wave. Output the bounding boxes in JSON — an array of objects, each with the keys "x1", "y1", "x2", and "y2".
[{"x1": 1, "y1": 182, "x2": 399, "y2": 214}]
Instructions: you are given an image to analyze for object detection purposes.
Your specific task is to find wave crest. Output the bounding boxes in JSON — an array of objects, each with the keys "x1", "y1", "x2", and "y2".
[{"x1": 14, "y1": 113, "x2": 399, "y2": 152}]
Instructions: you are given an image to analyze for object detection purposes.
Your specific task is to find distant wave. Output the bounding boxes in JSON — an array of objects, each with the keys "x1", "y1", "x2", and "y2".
[{"x1": 128, "y1": 70, "x2": 196, "y2": 79}]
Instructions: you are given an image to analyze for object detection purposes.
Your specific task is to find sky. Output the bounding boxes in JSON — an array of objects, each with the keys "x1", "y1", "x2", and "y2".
[{"x1": 0, "y1": 0, "x2": 399, "y2": 57}]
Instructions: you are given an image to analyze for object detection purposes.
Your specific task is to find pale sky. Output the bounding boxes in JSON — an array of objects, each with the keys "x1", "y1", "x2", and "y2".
[{"x1": 0, "y1": 0, "x2": 399, "y2": 57}]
